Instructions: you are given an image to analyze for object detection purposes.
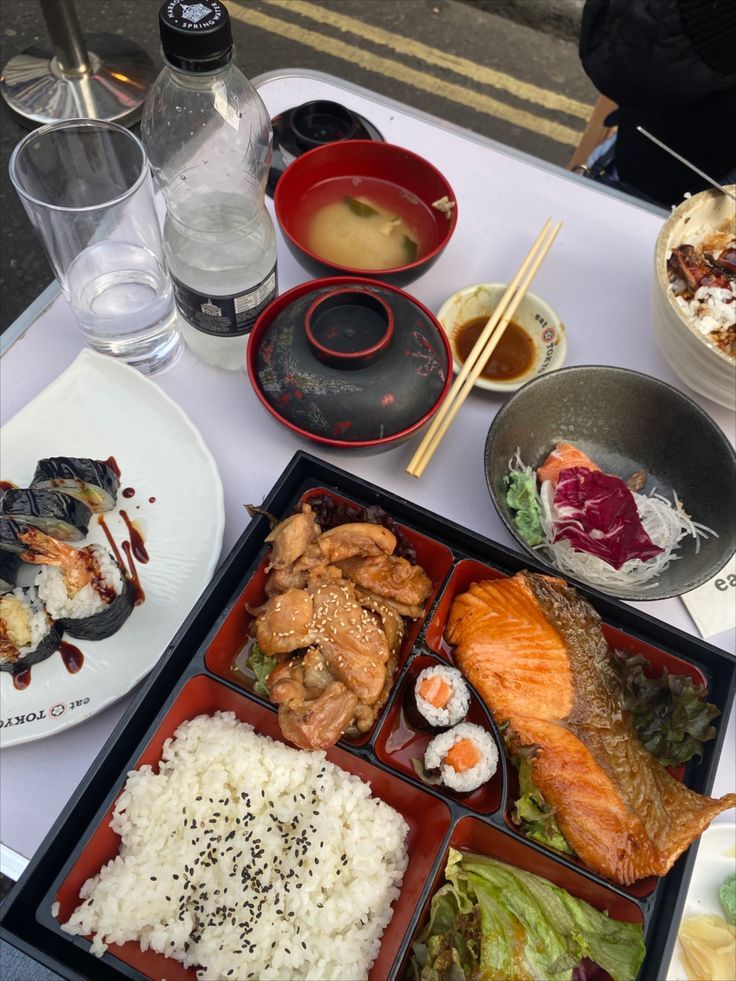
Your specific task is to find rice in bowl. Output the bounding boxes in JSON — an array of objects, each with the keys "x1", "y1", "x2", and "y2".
[{"x1": 61, "y1": 711, "x2": 409, "y2": 981}]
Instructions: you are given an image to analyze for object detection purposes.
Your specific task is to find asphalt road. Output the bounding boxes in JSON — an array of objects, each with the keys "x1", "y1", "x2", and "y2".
[{"x1": 0, "y1": 0, "x2": 596, "y2": 331}]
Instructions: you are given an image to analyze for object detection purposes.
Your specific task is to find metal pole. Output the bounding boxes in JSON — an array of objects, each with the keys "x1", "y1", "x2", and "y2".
[{"x1": 39, "y1": 0, "x2": 90, "y2": 76}]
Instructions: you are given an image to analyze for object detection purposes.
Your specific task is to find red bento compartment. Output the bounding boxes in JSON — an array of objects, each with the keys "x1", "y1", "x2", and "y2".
[
  {"x1": 206, "y1": 486, "x2": 454, "y2": 745},
  {"x1": 374, "y1": 654, "x2": 504, "y2": 815},
  {"x1": 53, "y1": 674, "x2": 452, "y2": 981},
  {"x1": 425, "y1": 558, "x2": 714, "y2": 898},
  {"x1": 397, "y1": 815, "x2": 644, "y2": 980},
  {"x1": 425, "y1": 558, "x2": 505, "y2": 657}
]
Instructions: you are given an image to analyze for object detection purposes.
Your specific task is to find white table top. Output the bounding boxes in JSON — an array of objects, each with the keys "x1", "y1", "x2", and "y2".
[{"x1": 1, "y1": 69, "x2": 734, "y2": 868}]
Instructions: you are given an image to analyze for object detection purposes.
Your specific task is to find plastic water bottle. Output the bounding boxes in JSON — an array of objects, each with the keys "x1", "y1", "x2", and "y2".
[{"x1": 141, "y1": 1, "x2": 277, "y2": 370}]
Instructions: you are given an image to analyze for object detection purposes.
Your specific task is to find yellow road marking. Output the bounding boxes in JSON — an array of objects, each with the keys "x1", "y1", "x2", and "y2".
[
  {"x1": 227, "y1": 3, "x2": 583, "y2": 145},
  {"x1": 264, "y1": 0, "x2": 592, "y2": 121}
]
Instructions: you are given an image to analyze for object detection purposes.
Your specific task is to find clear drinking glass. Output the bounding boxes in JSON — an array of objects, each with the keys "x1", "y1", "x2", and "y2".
[{"x1": 9, "y1": 119, "x2": 182, "y2": 375}]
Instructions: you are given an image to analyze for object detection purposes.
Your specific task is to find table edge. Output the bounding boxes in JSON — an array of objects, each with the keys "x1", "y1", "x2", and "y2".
[{"x1": 251, "y1": 67, "x2": 669, "y2": 220}]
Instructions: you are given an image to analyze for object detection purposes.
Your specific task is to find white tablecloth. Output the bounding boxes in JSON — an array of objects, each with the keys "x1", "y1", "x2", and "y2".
[{"x1": 1, "y1": 70, "x2": 734, "y2": 868}]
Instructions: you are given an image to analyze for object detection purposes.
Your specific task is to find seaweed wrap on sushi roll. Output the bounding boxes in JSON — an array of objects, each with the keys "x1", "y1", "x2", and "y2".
[
  {"x1": 0, "y1": 518, "x2": 32, "y2": 554},
  {"x1": 424, "y1": 722, "x2": 499, "y2": 794},
  {"x1": 0, "y1": 586, "x2": 62, "y2": 672},
  {"x1": 0, "y1": 488, "x2": 91, "y2": 541},
  {"x1": 18, "y1": 527, "x2": 134, "y2": 641},
  {"x1": 0, "y1": 551, "x2": 22, "y2": 593},
  {"x1": 405, "y1": 664, "x2": 470, "y2": 731},
  {"x1": 31, "y1": 457, "x2": 119, "y2": 513}
]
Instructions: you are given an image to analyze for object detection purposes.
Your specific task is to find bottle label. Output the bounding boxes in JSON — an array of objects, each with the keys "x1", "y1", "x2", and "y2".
[{"x1": 171, "y1": 264, "x2": 277, "y2": 337}]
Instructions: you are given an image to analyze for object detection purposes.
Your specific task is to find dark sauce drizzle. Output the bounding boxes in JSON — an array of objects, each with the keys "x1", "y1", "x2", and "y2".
[
  {"x1": 122, "y1": 541, "x2": 145, "y2": 605},
  {"x1": 0, "y1": 480, "x2": 16, "y2": 493},
  {"x1": 122, "y1": 487, "x2": 135, "y2": 499},
  {"x1": 148, "y1": 497, "x2": 156, "y2": 504},
  {"x1": 120, "y1": 510, "x2": 149, "y2": 563},
  {"x1": 12, "y1": 668, "x2": 31, "y2": 690},
  {"x1": 103, "y1": 456, "x2": 121, "y2": 477},
  {"x1": 60, "y1": 642, "x2": 84, "y2": 674},
  {"x1": 97, "y1": 515, "x2": 125, "y2": 571}
]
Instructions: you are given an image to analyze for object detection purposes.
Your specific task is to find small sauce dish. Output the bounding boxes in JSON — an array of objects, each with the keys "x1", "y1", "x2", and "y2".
[{"x1": 437, "y1": 282, "x2": 567, "y2": 392}]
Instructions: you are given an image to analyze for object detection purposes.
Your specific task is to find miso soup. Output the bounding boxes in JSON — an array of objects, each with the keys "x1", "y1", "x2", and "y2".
[{"x1": 294, "y1": 176, "x2": 439, "y2": 270}]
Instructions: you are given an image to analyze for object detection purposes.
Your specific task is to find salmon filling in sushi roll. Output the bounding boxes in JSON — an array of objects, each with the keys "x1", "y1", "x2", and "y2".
[
  {"x1": 19, "y1": 528, "x2": 134, "y2": 641},
  {"x1": 0, "y1": 586, "x2": 62, "y2": 672},
  {"x1": 408, "y1": 664, "x2": 470, "y2": 731},
  {"x1": 424, "y1": 722, "x2": 499, "y2": 793}
]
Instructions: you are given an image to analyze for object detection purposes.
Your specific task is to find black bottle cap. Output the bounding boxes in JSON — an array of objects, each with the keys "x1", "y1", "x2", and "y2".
[{"x1": 159, "y1": 1, "x2": 233, "y2": 73}]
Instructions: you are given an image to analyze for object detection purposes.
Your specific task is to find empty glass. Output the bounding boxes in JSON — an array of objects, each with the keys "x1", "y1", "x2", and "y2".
[{"x1": 9, "y1": 119, "x2": 182, "y2": 374}]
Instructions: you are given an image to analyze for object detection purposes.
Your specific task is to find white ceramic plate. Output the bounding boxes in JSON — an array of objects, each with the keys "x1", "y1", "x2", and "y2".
[
  {"x1": 0, "y1": 350, "x2": 224, "y2": 747},
  {"x1": 666, "y1": 821, "x2": 736, "y2": 980}
]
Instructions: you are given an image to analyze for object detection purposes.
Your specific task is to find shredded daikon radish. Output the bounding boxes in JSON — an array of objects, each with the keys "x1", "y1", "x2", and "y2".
[
  {"x1": 507, "y1": 451, "x2": 715, "y2": 590},
  {"x1": 678, "y1": 914, "x2": 736, "y2": 981}
]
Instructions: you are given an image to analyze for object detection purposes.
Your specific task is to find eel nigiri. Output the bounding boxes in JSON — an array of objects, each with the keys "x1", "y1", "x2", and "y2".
[{"x1": 446, "y1": 572, "x2": 735, "y2": 885}]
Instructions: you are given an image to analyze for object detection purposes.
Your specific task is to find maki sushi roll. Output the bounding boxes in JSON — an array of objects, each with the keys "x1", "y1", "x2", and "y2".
[
  {"x1": 31, "y1": 457, "x2": 119, "y2": 513},
  {"x1": 0, "y1": 586, "x2": 62, "y2": 672},
  {"x1": 0, "y1": 488, "x2": 91, "y2": 541},
  {"x1": 406, "y1": 664, "x2": 470, "y2": 731},
  {"x1": 19, "y1": 527, "x2": 134, "y2": 641},
  {"x1": 424, "y1": 722, "x2": 499, "y2": 793}
]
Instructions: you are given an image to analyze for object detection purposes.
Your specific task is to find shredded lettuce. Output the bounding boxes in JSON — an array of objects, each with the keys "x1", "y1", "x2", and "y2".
[
  {"x1": 512, "y1": 751, "x2": 574, "y2": 855},
  {"x1": 611, "y1": 649, "x2": 719, "y2": 767},
  {"x1": 505, "y1": 469, "x2": 545, "y2": 547},
  {"x1": 246, "y1": 642, "x2": 276, "y2": 698},
  {"x1": 411, "y1": 849, "x2": 646, "y2": 981}
]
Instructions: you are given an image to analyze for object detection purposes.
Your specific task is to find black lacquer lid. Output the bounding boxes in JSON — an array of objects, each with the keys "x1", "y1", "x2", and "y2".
[{"x1": 159, "y1": 1, "x2": 233, "y2": 73}]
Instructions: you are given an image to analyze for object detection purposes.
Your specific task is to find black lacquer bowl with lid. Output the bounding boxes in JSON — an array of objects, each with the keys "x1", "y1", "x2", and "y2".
[{"x1": 247, "y1": 277, "x2": 452, "y2": 450}]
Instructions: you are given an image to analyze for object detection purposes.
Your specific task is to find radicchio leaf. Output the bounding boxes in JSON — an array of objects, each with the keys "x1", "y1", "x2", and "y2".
[{"x1": 552, "y1": 467, "x2": 663, "y2": 569}]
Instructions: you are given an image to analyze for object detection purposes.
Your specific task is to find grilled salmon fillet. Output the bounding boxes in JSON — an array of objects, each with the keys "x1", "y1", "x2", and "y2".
[{"x1": 446, "y1": 572, "x2": 736, "y2": 885}]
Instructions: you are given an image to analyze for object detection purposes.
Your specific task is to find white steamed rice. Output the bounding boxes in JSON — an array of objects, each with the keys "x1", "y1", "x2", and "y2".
[
  {"x1": 61, "y1": 711, "x2": 409, "y2": 981},
  {"x1": 424, "y1": 722, "x2": 499, "y2": 793},
  {"x1": 414, "y1": 664, "x2": 470, "y2": 729},
  {"x1": 37, "y1": 544, "x2": 122, "y2": 620}
]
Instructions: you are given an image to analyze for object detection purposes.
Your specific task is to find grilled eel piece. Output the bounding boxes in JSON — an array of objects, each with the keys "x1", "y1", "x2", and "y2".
[{"x1": 446, "y1": 572, "x2": 735, "y2": 885}]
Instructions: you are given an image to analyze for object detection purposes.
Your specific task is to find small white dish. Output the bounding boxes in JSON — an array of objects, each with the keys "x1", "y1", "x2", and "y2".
[
  {"x1": 666, "y1": 821, "x2": 736, "y2": 980},
  {"x1": 437, "y1": 282, "x2": 567, "y2": 392},
  {"x1": 0, "y1": 350, "x2": 225, "y2": 747}
]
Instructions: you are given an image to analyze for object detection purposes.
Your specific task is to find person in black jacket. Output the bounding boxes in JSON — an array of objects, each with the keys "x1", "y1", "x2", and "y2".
[{"x1": 579, "y1": 0, "x2": 736, "y2": 207}]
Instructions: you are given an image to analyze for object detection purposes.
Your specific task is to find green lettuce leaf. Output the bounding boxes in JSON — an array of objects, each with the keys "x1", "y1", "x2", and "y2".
[
  {"x1": 610, "y1": 649, "x2": 719, "y2": 767},
  {"x1": 505, "y1": 469, "x2": 545, "y2": 547},
  {"x1": 411, "y1": 849, "x2": 646, "y2": 981},
  {"x1": 246, "y1": 642, "x2": 276, "y2": 698},
  {"x1": 512, "y1": 752, "x2": 574, "y2": 855}
]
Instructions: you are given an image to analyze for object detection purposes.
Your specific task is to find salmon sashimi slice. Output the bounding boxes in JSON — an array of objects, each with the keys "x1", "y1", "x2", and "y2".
[
  {"x1": 446, "y1": 572, "x2": 736, "y2": 885},
  {"x1": 537, "y1": 442, "x2": 601, "y2": 485}
]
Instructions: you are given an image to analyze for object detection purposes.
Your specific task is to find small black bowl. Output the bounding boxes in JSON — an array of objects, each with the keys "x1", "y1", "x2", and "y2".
[{"x1": 484, "y1": 365, "x2": 736, "y2": 600}]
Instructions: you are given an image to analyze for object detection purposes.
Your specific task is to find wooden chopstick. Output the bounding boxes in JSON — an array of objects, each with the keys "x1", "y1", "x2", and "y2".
[{"x1": 406, "y1": 220, "x2": 562, "y2": 478}]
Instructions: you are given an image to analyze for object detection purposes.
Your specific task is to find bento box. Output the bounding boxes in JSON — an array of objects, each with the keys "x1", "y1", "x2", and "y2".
[{"x1": 1, "y1": 451, "x2": 734, "y2": 981}]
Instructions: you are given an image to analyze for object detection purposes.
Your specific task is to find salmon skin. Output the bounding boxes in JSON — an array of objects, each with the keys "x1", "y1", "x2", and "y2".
[{"x1": 446, "y1": 572, "x2": 736, "y2": 885}]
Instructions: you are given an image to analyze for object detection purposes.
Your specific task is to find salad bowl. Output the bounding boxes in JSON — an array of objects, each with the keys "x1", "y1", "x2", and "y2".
[{"x1": 484, "y1": 365, "x2": 736, "y2": 600}]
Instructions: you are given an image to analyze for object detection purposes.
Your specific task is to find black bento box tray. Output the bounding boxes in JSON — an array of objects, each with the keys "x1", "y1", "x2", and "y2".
[{"x1": 1, "y1": 450, "x2": 734, "y2": 981}]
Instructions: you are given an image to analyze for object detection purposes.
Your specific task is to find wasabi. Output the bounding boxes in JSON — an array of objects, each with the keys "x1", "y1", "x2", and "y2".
[
  {"x1": 505, "y1": 469, "x2": 544, "y2": 546},
  {"x1": 720, "y1": 872, "x2": 736, "y2": 925}
]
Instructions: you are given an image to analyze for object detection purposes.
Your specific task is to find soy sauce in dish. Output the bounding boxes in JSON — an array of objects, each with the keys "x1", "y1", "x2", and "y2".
[{"x1": 455, "y1": 317, "x2": 535, "y2": 381}]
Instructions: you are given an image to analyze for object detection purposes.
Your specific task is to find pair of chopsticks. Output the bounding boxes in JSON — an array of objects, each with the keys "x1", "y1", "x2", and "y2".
[{"x1": 406, "y1": 218, "x2": 562, "y2": 479}]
